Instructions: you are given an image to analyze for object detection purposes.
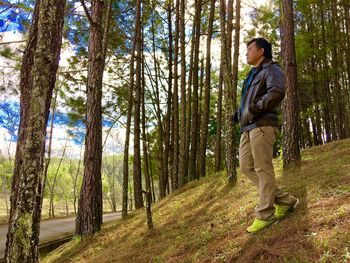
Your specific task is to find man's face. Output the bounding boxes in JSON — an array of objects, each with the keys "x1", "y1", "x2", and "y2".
[{"x1": 246, "y1": 42, "x2": 264, "y2": 65}]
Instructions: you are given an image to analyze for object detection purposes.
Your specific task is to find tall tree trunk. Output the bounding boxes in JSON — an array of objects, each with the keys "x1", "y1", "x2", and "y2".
[
  {"x1": 220, "y1": 0, "x2": 236, "y2": 184},
  {"x1": 5, "y1": 0, "x2": 65, "y2": 261},
  {"x1": 146, "y1": 133, "x2": 156, "y2": 202},
  {"x1": 319, "y1": 0, "x2": 333, "y2": 142},
  {"x1": 150, "y1": 1, "x2": 165, "y2": 198},
  {"x1": 185, "y1": 0, "x2": 197, "y2": 183},
  {"x1": 178, "y1": 0, "x2": 188, "y2": 187},
  {"x1": 76, "y1": 0, "x2": 109, "y2": 236},
  {"x1": 141, "y1": 25, "x2": 151, "y2": 199},
  {"x1": 219, "y1": 0, "x2": 227, "y2": 175},
  {"x1": 122, "y1": 53, "x2": 135, "y2": 219},
  {"x1": 305, "y1": 7, "x2": 322, "y2": 145},
  {"x1": 197, "y1": 57, "x2": 204, "y2": 173},
  {"x1": 344, "y1": 1, "x2": 350, "y2": 100},
  {"x1": 188, "y1": 0, "x2": 202, "y2": 181},
  {"x1": 160, "y1": 2, "x2": 173, "y2": 198},
  {"x1": 311, "y1": 63, "x2": 322, "y2": 146},
  {"x1": 305, "y1": 115, "x2": 313, "y2": 148},
  {"x1": 121, "y1": 15, "x2": 140, "y2": 213},
  {"x1": 306, "y1": 3, "x2": 324, "y2": 145},
  {"x1": 141, "y1": 35, "x2": 153, "y2": 229},
  {"x1": 133, "y1": 0, "x2": 144, "y2": 209},
  {"x1": 330, "y1": 0, "x2": 346, "y2": 139},
  {"x1": 198, "y1": 0, "x2": 216, "y2": 178},
  {"x1": 226, "y1": 0, "x2": 236, "y2": 184},
  {"x1": 231, "y1": 0, "x2": 241, "y2": 175},
  {"x1": 280, "y1": 0, "x2": 301, "y2": 169},
  {"x1": 215, "y1": 62, "x2": 224, "y2": 172},
  {"x1": 172, "y1": 0, "x2": 180, "y2": 191}
]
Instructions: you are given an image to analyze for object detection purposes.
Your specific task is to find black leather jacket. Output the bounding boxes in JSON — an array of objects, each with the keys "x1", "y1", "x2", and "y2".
[{"x1": 233, "y1": 59, "x2": 285, "y2": 132}]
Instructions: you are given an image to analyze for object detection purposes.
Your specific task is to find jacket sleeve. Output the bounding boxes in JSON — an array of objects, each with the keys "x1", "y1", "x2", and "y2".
[{"x1": 249, "y1": 67, "x2": 285, "y2": 113}]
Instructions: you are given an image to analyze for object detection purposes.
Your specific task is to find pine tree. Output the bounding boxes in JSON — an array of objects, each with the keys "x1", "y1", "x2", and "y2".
[
  {"x1": 76, "y1": 0, "x2": 112, "y2": 236},
  {"x1": 5, "y1": 0, "x2": 66, "y2": 261},
  {"x1": 280, "y1": 0, "x2": 301, "y2": 169}
]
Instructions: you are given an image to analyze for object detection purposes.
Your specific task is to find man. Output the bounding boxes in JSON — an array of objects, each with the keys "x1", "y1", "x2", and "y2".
[{"x1": 233, "y1": 37, "x2": 299, "y2": 233}]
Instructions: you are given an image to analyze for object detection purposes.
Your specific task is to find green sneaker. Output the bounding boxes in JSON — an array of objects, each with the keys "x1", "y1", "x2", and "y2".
[
  {"x1": 274, "y1": 198, "x2": 300, "y2": 220},
  {"x1": 246, "y1": 218, "x2": 278, "y2": 233}
]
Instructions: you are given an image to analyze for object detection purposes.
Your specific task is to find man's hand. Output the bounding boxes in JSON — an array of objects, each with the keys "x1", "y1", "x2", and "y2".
[{"x1": 249, "y1": 101, "x2": 261, "y2": 113}]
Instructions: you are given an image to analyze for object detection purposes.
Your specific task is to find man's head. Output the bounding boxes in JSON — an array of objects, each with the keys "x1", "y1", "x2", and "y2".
[{"x1": 246, "y1": 37, "x2": 272, "y2": 66}]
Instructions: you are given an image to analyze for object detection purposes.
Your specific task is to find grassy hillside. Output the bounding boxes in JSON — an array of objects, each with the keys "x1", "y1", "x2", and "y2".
[{"x1": 43, "y1": 139, "x2": 350, "y2": 263}]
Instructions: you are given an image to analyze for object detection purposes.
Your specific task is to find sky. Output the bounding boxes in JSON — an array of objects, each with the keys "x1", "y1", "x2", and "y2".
[
  {"x1": 0, "y1": 29, "x2": 126, "y2": 158},
  {"x1": 0, "y1": 0, "x2": 270, "y2": 159}
]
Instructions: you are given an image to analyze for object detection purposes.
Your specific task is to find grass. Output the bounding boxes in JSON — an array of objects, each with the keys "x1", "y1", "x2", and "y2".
[{"x1": 42, "y1": 139, "x2": 350, "y2": 262}]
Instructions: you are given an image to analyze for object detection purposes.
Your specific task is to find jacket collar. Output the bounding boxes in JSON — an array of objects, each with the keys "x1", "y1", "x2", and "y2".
[
  {"x1": 254, "y1": 58, "x2": 274, "y2": 72},
  {"x1": 263, "y1": 58, "x2": 274, "y2": 68},
  {"x1": 244, "y1": 59, "x2": 274, "y2": 83}
]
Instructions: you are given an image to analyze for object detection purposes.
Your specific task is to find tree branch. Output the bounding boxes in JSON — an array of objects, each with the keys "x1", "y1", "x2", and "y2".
[
  {"x1": 102, "y1": 0, "x2": 113, "y2": 59},
  {"x1": 0, "y1": 40, "x2": 27, "y2": 46},
  {"x1": 79, "y1": 0, "x2": 94, "y2": 25},
  {"x1": 0, "y1": 1, "x2": 19, "y2": 9}
]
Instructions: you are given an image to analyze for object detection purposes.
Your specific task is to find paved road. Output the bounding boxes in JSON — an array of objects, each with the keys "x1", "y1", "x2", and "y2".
[{"x1": 0, "y1": 212, "x2": 122, "y2": 258}]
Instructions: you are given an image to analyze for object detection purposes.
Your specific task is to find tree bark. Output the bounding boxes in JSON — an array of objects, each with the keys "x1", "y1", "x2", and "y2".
[
  {"x1": 280, "y1": 0, "x2": 301, "y2": 169},
  {"x1": 122, "y1": 9, "x2": 137, "y2": 216},
  {"x1": 188, "y1": 0, "x2": 202, "y2": 181},
  {"x1": 133, "y1": 0, "x2": 144, "y2": 209},
  {"x1": 76, "y1": 0, "x2": 108, "y2": 236},
  {"x1": 220, "y1": 0, "x2": 237, "y2": 183},
  {"x1": 150, "y1": 1, "x2": 165, "y2": 198},
  {"x1": 141, "y1": 35, "x2": 153, "y2": 229},
  {"x1": 172, "y1": 0, "x2": 180, "y2": 191},
  {"x1": 160, "y1": 2, "x2": 173, "y2": 198},
  {"x1": 319, "y1": 0, "x2": 333, "y2": 142},
  {"x1": 330, "y1": 0, "x2": 347, "y2": 139},
  {"x1": 122, "y1": 57, "x2": 134, "y2": 218},
  {"x1": 198, "y1": 0, "x2": 216, "y2": 178},
  {"x1": 141, "y1": 24, "x2": 151, "y2": 204},
  {"x1": 178, "y1": 0, "x2": 188, "y2": 186},
  {"x1": 5, "y1": 0, "x2": 65, "y2": 261},
  {"x1": 215, "y1": 62, "x2": 224, "y2": 172},
  {"x1": 231, "y1": 0, "x2": 241, "y2": 175}
]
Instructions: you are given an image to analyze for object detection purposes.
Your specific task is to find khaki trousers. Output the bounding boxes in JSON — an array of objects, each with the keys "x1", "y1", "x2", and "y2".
[{"x1": 239, "y1": 126, "x2": 297, "y2": 220}]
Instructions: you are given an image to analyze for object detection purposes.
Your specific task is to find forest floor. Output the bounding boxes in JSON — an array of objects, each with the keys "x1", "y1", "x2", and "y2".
[{"x1": 42, "y1": 139, "x2": 350, "y2": 263}]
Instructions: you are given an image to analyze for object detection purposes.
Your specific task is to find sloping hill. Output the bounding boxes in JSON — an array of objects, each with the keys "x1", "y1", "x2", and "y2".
[{"x1": 43, "y1": 139, "x2": 350, "y2": 263}]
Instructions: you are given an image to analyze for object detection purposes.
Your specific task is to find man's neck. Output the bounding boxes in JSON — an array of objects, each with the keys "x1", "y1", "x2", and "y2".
[{"x1": 253, "y1": 57, "x2": 266, "y2": 68}]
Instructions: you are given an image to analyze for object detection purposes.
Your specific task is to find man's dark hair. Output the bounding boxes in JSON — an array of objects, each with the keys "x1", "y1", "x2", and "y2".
[{"x1": 247, "y1": 37, "x2": 273, "y2": 59}]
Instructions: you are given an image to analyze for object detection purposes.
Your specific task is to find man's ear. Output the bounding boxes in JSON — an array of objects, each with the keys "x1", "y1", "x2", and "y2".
[{"x1": 258, "y1": 48, "x2": 265, "y2": 57}]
